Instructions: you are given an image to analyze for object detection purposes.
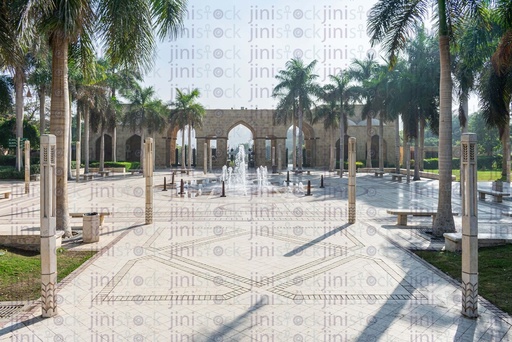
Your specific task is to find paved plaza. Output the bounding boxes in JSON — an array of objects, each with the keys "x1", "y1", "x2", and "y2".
[{"x1": 0, "y1": 170, "x2": 511, "y2": 341}]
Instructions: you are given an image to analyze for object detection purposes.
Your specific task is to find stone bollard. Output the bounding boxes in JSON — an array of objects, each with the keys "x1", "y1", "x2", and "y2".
[
  {"x1": 348, "y1": 137, "x2": 356, "y2": 224},
  {"x1": 461, "y1": 133, "x2": 478, "y2": 318},
  {"x1": 40, "y1": 134, "x2": 57, "y2": 317}
]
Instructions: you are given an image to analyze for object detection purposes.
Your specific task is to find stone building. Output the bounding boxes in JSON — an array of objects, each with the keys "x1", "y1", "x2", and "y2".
[{"x1": 89, "y1": 106, "x2": 396, "y2": 170}]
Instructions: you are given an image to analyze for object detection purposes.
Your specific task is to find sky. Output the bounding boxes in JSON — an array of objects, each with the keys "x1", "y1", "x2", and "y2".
[
  {"x1": 143, "y1": 0, "x2": 381, "y2": 110},
  {"x1": 142, "y1": 0, "x2": 480, "y2": 146}
]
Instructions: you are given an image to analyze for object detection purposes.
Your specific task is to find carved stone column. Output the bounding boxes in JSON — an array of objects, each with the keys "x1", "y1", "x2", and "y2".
[
  {"x1": 145, "y1": 138, "x2": 154, "y2": 225},
  {"x1": 348, "y1": 137, "x2": 356, "y2": 224}
]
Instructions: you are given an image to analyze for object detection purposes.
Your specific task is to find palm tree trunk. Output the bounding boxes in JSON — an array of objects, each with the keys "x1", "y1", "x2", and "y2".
[
  {"x1": 419, "y1": 119, "x2": 425, "y2": 171},
  {"x1": 181, "y1": 127, "x2": 186, "y2": 170},
  {"x1": 502, "y1": 115, "x2": 510, "y2": 182},
  {"x1": 39, "y1": 86, "x2": 46, "y2": 135},
  {"x1": 67, "y1": 95, "x2": 73, "y2": 180},
  {"x1": 329, "y1": 128, "x2": 334, "y2": 172},
  {"x1": 49, "y1": 39, "x2": 71, "y2": 237},
  {"x1": 414, "y1": 133, "x2": 421, "y2": 181},
  {"x1": 366, "y1": 115, "x2": 372, "y2": 168},
  {"x1": 100, "y1": 128, "x2": 105, "y2": 172},
  {"x1": 298, "y1": 107, "x2": 304, "y2": 171},
  {"x1": 84, "y1": 104, "x2": 90, "y2": 174},
  {"x1": 405, "y1": 135, "x2": 411, "y2": 183},
  {"x1": 433, "y1": 31, "x2": 456, "y2": 235},
  {"x1": 140, "y1": 131, "x2": 145, "y2": 176},
  {"x1": 188, "y1": 123, "x2": 192, "y2": 169},
  {"x1": 14, "y1": 68, "x2": 23, "y2": 171},
  {"x1": 395, "y1": 118, "x2": 400, "y2": 173},
  {"x1": 340, "y1": 111, "x2": 345, "y2": 178},
  {"x1": 113, "y1": 127, "x2": 117, "y2": 162},
  {"x1": 292, "y1": 117, "x2": 297, "y2": 170},
  {"x1": 379, "y1": 112, "x2": 384, "y2": 171}
]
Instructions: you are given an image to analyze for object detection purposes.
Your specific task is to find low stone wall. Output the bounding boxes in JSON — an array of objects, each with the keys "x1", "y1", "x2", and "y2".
[{"x1": 0, "y1": 232, "x2": 63, "y2": 251}]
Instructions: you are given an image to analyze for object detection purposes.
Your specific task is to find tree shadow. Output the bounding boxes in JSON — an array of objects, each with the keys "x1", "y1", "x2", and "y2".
[{"x1": 284, "y1": 223, "x2": 351, "y2": 257}]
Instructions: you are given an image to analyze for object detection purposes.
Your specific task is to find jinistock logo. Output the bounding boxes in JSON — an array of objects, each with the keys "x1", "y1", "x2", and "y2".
[{"x1": 247, "y1": 5, "x2": 366, "y2": 23}]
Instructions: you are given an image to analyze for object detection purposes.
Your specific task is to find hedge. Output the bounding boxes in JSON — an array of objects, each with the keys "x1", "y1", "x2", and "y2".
[{"x1": 423, "y1": 155, "x2": 503, "y2": 171}]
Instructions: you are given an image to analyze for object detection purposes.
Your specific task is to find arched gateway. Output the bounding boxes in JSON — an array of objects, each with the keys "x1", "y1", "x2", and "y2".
[{"x1": 90, "y1": 107, "x2": 396, "y2": 169}]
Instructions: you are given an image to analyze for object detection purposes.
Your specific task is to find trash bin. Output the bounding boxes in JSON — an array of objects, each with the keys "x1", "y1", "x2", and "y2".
[{"x1": 83, "y1": 212, "x2": 100, "y2": 243}]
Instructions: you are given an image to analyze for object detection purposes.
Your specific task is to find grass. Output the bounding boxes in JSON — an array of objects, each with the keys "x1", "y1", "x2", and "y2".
[
  {"x1": 414, "y1": 245, "x2": 512, "y2": 315},
  {"x1": 0, "y1": 246, "x2": 95, "y2": 301},
  {"x1": 422, "y1": 169, "x2": 506, "y2": 182}
]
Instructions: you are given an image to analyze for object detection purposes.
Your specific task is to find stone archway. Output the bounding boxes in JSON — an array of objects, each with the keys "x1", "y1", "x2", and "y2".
[
  {"x1": 125, "y1": 135, "x2": 141, "y2": 162},
  {"x1": 227, "y1": 121, "x2": 256, "y2": 167}
]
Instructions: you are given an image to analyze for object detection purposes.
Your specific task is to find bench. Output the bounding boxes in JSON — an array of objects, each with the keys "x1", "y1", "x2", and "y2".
[
  {"x1": 502, "y1": 212, "x2": 512, "y2": 217},
  {"x1": 0, "y1": 191, "x2": 11, "y2": 199},
  {"x1": 386, "y1": 209, "x2": 458, "y2": 226},
  {"x1": 98, "y1": 170, "x2": 111, "y2": 177},
  {"x1": 373, "y1": 170, "x2": 385, "y2": 178},
  {"x1": 81, "y1": 173, "x2": 94, "y2": 181},
  {"x1": 389, "y1": 173, "x2": 404, "y2": 182},
  {"x1": 129, "y1": 169, "x2": 142, "y2": 175},
  {"x1": 477, "y1": 189, "x2": 510, "y2": 203},
  {"x1": 69, "y1": 212, "x2": 111, "y2": 226}
]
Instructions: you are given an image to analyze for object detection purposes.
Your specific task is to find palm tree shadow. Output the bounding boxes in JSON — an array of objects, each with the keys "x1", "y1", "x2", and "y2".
[
  {"x1": 205, "y1": 298, "x2": 266, "y2": 341},
  {"x1": 284, "y1": 223, "x2": 351, "y2": 257},
  {"x1": 0, "y1": 316, "x2": 45, "y2": 336}
]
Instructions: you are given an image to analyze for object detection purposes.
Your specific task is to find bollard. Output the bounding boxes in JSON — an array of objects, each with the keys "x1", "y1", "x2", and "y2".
[
  {"x1": 320, "y1": 175, "x2": 324, "y2": 188},
  {"x1": 305, "y1": 180, "x2": 312, "y2": 196},
  {"x1": 286, "y1": 171, "x2": 290, "y2": 183},
  {"x1": 163, "y1": 177, "x2": 167, "y2": 191},
  {"x1": 179, "y1": 179, "x2": 184, "y2": 196},
  {"x1": 171, "y1": 172, "x2": 175, "y2": 185},
  {"x1": 220, "y1": 181, "x2": 226, "y2": 197}
]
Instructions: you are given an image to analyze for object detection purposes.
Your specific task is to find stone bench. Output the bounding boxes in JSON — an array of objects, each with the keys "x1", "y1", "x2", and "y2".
[
  {"x1": 0, "y1": 191, "x2": 11, "y2": 199},
  {"x1": 373, "y1": 170, "x2": 385, "y2": 178},
  {"x1": 81, "y1": 173, "x2": 94, "y2": 181},
  {"x1": 502, "y1": 212, "x2": 512, "y2": 217},
  {"x1": 444, "y1": 233, "x2": 512, "y2": 252},
  {"x1": 69, "y1": 211, "x2": 111, "y2": 226},
  {"x1": 98, "y1": 170, "x2": 111, "y2": 177},
  {"x1": 386, "y1": 209, "x2": 458, "y2": 226},
  {"x1": 477, "y1": 189, "x2": 510, "y2": 203},
  {"x1": 389, "y1": 173, "x2": 404, "y2": 182},
  {"x1": 129, "y1": 169, "x2": 142, "y2": 175}
]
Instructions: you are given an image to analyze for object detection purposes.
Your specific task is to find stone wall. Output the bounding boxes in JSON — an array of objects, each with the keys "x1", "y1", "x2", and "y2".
[{"x1": 89, "y1": 106, "x2": 396, "y2": 169}]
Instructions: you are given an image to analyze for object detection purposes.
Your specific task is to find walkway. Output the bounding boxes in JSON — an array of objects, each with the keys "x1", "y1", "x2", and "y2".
[{"x1": 0, "y1": 171, "x2": 511, "y2": 341}]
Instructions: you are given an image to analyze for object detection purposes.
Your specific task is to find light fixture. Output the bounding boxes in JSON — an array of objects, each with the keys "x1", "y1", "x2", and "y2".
[{"x1": 26, "y1": 88, "x2": 32, "y2": 98}]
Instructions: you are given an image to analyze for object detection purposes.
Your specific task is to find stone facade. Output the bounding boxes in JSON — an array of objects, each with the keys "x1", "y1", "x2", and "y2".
[{"x1": 90, "y1": 106, "x2": 396, "y2": 169}]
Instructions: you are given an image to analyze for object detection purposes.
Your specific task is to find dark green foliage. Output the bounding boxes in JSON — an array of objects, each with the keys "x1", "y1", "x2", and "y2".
[{"x1": 0, "y1": 118, "x2": 40, "y2": 149}]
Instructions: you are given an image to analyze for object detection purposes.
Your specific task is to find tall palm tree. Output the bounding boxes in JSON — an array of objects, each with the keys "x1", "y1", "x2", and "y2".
[
  {"x1": 314, "y1": 84, "x2": 340, "y2": 172},
  {"x1": 123, "y1": 85, "x2": 169, "y2": 171},
  {"x1": 368, "y1": 0, "x2": 486, "y2": 236},
  {"x1": 327, "y1": 72, "x2": 356, "y2": 177},
  {"x1": 27, "y1": 0, "x2": 186, "y2": 235},
  {"x1": 349, "y1": 54, "x2": 381, "y2": 169},
  {"x1": 273, "y1": 58, "x2": 319, "y2": 172},
  {"x1": 169, "y1": 88, "x2": 206, "y2": 170}
]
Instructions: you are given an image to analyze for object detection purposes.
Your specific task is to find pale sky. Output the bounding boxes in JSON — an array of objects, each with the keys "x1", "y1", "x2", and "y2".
[{"x1": 148, "y1": 0, "x2": 480, "y2": 146}]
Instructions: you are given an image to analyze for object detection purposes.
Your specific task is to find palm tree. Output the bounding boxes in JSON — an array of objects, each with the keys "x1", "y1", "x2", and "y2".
[
  {"x1": 349, "y1": 54, "x2": 381, "y2": 169},
  {"x1": 0, "y1": 75, "x2": 13, "y2": 117},
  {"x1": 123, "y1": 85, "x2": 169, "y2": 171},
  {"x1": 367, "y1": 0, "x2": 486, "y2": 236},
  {"x1": 169, "y1": 88, "x2": 206, "y2": 170},
  {"x1": 326, "y1": 72, "x2": 356, "y2": 177},
  {"x1": 24, "y1": 0, "x2": 186, "y2": 235},
  {"x1": 273, "y1": 58, "x2": 319, "y2": 171},
  {"x1": 314, "y1": 84, "x2": 340, "y2": 172}
]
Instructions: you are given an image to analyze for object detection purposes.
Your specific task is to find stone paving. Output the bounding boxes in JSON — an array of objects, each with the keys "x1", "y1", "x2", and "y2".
[{"x1": 0, "y1": 170, "x2": 511, "y2": 341}]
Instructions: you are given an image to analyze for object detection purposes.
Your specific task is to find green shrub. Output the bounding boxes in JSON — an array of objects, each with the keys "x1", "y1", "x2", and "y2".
[
  {"x1": 0, "y1": 155, "x2": 16, "y2": 166},
  {"x1": 423, "y1": 158, "x2": 438, "y2": 169}
]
